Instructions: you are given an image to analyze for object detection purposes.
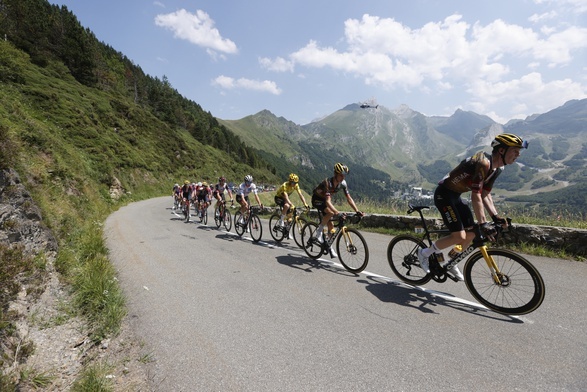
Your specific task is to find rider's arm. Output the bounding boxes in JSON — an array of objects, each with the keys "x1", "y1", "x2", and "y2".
[
  {"x1": 345, "y1": 193, "x2": 360, "y2": 214},
  {"x1": 254, "y1": 193, "x2": 262, "y2": 207},
  {"x1": 481, "y1": 190, "x2": 499, "y2": 219},
  {"x1": 297, "y1": 188, "x2": 308, "y2": 207},
  {"x1": 471, "y1": 191, "x2": 487, "y2": 223}
]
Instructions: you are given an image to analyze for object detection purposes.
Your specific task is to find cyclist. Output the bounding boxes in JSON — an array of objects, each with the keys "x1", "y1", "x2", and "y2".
[
  {"x1": 235, "y1": 175, "x2": 263, "y2": 224},
  {"x1": 418, "y1": 133, "x2": 528, "y2": 281},
  {"x1": 213, "y1": 176, "x2": 234, "y2": 207},
  {"x1": 311, "y1": 163, "x2": 363, "y2": 258},
  {"x1": 275, "y1": 173, "x2": 309, "y2": 228},
  {"x1": 172, "y1": 183, "x2": 181, "y2": 210},
  {"x1": 196, "y1": 181, "x2": 212, "y2": 220},
  {"x1": 181, "y1": 180, "x2": 193, "y2": 219}
]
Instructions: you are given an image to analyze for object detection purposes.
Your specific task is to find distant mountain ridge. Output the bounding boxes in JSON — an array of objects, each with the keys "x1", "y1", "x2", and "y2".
[{"x1": 219, "y1": 99, "x2": 587, "y2": 208}]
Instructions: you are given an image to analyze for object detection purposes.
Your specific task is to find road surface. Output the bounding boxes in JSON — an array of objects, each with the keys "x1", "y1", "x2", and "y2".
[{"x1": 104, "y1": 197, "x2": 587, "y2": 391}]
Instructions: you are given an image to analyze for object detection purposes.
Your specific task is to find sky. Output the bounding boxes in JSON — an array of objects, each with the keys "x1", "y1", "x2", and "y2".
[{"x1": 49, "y1": 0, "x2": 587, "y2": 125}]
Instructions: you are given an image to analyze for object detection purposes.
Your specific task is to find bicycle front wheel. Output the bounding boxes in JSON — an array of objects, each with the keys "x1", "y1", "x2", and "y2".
[
  {"x1": 387, "y1": 235, "x2": 431, "y2": 285},
  {"x1": 222, "y1": 210, "x2": 232, "y2": 231},
  {"x1": 336, "y1": 228, "x2": 369, "y2": 273},
  {"x1": 269, "y1": 214, "x2": 285, "y2": 242},
  {"x1": 203, "y1": 209, "x2": 208, "y2": 225},
  {"x1": 214, "y1": 205, "x2": 222, "y2": 228},
  {"x1": 249, "y1": 214, "x2": 263, "y2": 242},
  {"x1": 464, "y1": 249, "x2": 545, "y2": 315},
  {"x1": 234, "y1": 211, "x2": 245, "y2": 236},
  {"x1": 301, "y1": 222, "x2": 324, "y2": 259},
  {"x1": 292, "y1": 217, "x2": 308, "y2": 248}
]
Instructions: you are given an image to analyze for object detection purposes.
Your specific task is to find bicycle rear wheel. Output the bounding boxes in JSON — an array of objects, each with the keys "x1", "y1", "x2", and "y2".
[
  {"x1": 387, "y1": 235, "x2": 431, "y2": 285},
  {"x1": 214, "y1": 205, "x2": 222, "y2": 228},
  {"x1": 222, "y1": 210, "x2": 232, "y2": 231},
  {"x1": 292, "y1": 217, "x2": 308, "y2": 248},
  {"x1": 301, "y1": 222, "x2": 324, "y2": 259},
  {"x1": 249, "y1": 214, "x2": 263, "y2": 242},
  {"x1": 269, "y1": 214, "x2": 286, "y2": 242},
  {"x1": 336, "y1": 228, "x2": 369, "y2": 273},
  {"x1": 234, "y1": 211, "x2": 245, "y2": 236},
  {"x1": 464, "y1": 249, "x2": 545, "y2": 315}
]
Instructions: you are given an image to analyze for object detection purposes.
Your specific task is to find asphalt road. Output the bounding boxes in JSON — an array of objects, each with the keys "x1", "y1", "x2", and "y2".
[{"x1": 104, "y1": 197, "x2": 587, "y2": 392}]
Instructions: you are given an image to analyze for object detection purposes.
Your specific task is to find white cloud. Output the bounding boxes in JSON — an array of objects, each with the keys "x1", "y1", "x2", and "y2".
[
  {"x1": 212, "y1": 75, "x2": 282, "y2": 95},
  {"x1": 155, "y1": 9, "x2": 237, "y2": 55},
  {"x1": 528, "y1": 11, "x2": 558, "y2": 23},
  {"x1": 259, "y1": 56, "x2": 294, "y2": 72}
]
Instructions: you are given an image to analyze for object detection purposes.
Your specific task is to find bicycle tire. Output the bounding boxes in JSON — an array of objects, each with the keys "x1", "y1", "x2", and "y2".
[
  {"x1": 203, "y1": 208, "x2": 208, "y2": 225},
  {"x1": 292, "y1": 217, "x2": 308, "y2": 248},
  {"x1": 301, "y1": 222, "x2": 324, "y2": 259},
  {"x1": 222, "y1": 209, "x2": 232, "y2": 232},
  {"x1": 336, "y1": 228, "x2": 369, "y2": 273},
  {"x1": 387, "y1": 235, "x2": 431, "y2": 285},
  {"x1": 269, "y1": 214, "x2": 286, "y2": 242},
  {"x1": 464, "y1": 249, "x2": 545, "y2": 315},
  {"x1": 249, "y1": 214, "x2": 263, "y2": 242},
  {"x1": 234, "y1": 211, "x2": 245, "y2": 236},
  {"x1": 214, "y1": 205, "x2": 222, "y2": 228}
]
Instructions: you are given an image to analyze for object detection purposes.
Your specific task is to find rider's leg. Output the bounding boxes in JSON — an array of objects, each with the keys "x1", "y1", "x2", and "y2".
[{"x1": 316, "y1": 207, "x2": 334, "y2": 243}]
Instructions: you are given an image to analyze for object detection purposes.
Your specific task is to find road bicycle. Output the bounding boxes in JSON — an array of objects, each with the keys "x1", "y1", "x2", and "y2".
[
  {"x1": 269, "y1": 205, "x2": 310, "y2": 248},
  {"x1": 181, "y1": 198, "x2": 191, "y2": 222},
  {"x1": 198, "y1": 200, "x2": 209, "y2": 225},
  {"x1": 301, "y1": 213, "x2": 369, "y2": 273},
  {"x1": 387, "y1": 204, "x2": 545, "y2": 315},
  {"x1": 213, "y1": 200, "x2": 232, "y2": 231},
  {"x1": 234, "y1": 205, "x2": 263, "y2": 242}
]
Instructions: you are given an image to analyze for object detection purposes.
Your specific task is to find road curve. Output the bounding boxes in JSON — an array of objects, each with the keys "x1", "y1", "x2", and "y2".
[{"x1": 104, "y1": 197, "x2": 587, "y2": 391}]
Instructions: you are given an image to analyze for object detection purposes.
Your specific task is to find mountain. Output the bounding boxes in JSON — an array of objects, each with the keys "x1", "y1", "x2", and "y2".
[{"x1": 219, "y1": 99, "x2": 587, "y2": 208}]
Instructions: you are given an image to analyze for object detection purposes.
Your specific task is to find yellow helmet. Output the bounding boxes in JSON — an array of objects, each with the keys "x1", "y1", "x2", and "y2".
[
  {"x1": 184, "y1": 180, "x2": 190, "y2": 185},
  {"x1": 202, "y1": 182, "x2": 208, "y2": 187},
  {"x1": 288, "y1": 173, "x2": 299, "y2": 183},
  {"x1": 491, "y1": 133, "x2": 528, "y2": 149},
  {"x1": 334, "y1": 163, "x2": 349, "y2": 174}
]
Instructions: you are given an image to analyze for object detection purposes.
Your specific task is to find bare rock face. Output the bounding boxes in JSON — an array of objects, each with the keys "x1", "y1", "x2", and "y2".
[{"x1": 0, "y1": 168, "x2": 57, "y2": 253}]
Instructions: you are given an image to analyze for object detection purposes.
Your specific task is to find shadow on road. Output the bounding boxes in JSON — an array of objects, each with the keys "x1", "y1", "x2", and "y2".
[{"x1": 356, "y1": 275, "x2": 524, "y2": 323}]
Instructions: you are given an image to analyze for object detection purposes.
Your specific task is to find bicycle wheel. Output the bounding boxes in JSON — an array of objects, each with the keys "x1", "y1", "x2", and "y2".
[
  {"x1": 234, "y1": 211, "x2": 245, "y2": 236},
  {"x1": 464, "y1": 249, "x2": 545, "y2": 315},
  {"x1": 203, "y1": 208, "x2": 208, "y2": 225},
  {"x1": 249, "y1": 214, "x2": 263, "y2": 242},
  {"x1": 336, "y1": 228, "x2": 369, "y2": 273},
  {"x1": 387, "y1": 235, "x2": 431, "y2": 285},
  {"x1": 301, "y1": 222, "x2": 324, "y2": 259},
  {"x1": 222, "y1": 210, "x2": 232, "y2": 232},
  {"x1": 292, "y1": 217, "x2": 308, "y2": 248},
  {"x1": 269, "y1": 214, "x2": 285, "y2": 242},
  {"x1": 214, "y1": 206, "x2": 221, "y2": 228}
]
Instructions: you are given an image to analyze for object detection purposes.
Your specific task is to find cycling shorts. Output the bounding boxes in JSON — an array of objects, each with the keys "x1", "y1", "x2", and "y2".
[
  {"x1": 434, "y1": 185, "x2": 474, "y2": 232},
  {"x1": 311, "y1": 195, "x2": 327, "y2": 213},
  {"x1": 236, "y1": 195, "x2": 249, "y2": 204},
  {"x1": 274, "y1": 196, "x2": 286, "y2": 207}
]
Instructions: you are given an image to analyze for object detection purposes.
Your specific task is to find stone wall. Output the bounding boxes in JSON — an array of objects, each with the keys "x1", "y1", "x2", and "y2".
[
  {"x1": 293, "y1": 209, "x2": 587, "y2": 258},
  {"x1": 360, "y1": 213, "x2": 587, "y2": 257}
]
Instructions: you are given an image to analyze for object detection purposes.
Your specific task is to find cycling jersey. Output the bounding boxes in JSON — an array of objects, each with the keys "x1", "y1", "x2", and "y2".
[
  {"x1": 181, "y1": 184, "x2": 192, "y2": 199},
  {"x1": 312, "y1": 177, "x2": 349, "y2": 200},
  {"x1": 275, "y1": 182, "x2": 299, "y2": 197},
  {"x1": 197, "y1": 186, "x2": 211, "y2": 202},
  {"x1": 235, "y1": 182, "x2": 258, "y2": 197},
  {"x1": 439, "y1": 151, "x2": 502, "y2": 194}
]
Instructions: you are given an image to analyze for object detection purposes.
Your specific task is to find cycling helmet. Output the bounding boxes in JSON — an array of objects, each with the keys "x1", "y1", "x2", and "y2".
[
  {"x1": 334, "y1": 163, "x2": 349, "y2": 174},
  {"x1": 244, "y1": 175, "x2": 253, "y2": 183},
  {"x1": 197, "y1": 182, "x2": 202, "y2": 187},
  {"x1": 288, "y1": 173, "x2": 299, "y2": 183},
  {"x1": 491, "y1": 133, "x2": 528, "y2": 149},
  {"x1": 174, "y1": 183, "x2": 179, "y2": 187},
  {"x1": 219, "y1": 176, "x2": 226, "y2": 182},
  {"x1": 184, "y1": 180, "x2": 190, "y2": 185},
  {"x1": 202, "y1": 182, "x2": 208, "y2": 187}
]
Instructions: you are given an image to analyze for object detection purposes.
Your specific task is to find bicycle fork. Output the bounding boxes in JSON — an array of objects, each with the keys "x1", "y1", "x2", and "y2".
[
  {"x1": 340, "y1": 227, "x2": 357, "y2": 255},
  {"x1": 479, "y1": 246, "x2": 509, "y2": 286}
]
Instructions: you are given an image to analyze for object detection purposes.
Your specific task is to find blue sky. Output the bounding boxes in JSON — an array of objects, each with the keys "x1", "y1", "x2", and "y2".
[{"x1": 49, "y1": 0, "x2": 587, "y2": 125}]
